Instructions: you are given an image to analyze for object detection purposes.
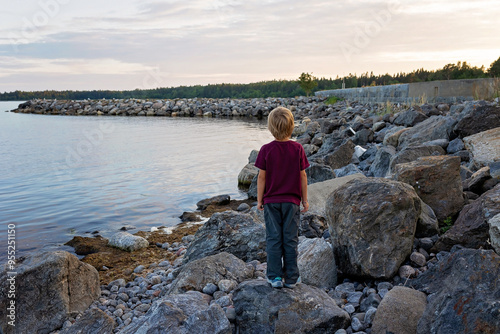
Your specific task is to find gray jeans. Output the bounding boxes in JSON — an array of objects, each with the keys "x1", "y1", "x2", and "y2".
[{"x1": 264, "y1": 202, "x2": 300, "y2": 283}]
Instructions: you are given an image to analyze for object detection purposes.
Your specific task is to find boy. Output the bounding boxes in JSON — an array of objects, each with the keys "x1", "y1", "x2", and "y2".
[{"x1": 254, "y1": 107, "x2": 309, "y2": 289}]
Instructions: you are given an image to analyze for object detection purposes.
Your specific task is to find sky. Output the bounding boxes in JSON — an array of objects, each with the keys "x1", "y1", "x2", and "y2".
[{"x1": 1, "y1": 0, "x2": 499, "y2": 92}]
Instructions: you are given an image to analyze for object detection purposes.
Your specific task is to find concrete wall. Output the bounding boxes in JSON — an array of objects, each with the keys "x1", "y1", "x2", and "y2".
[{"x1": 315, "y1": 78, "x2": 499, "y2": 104}]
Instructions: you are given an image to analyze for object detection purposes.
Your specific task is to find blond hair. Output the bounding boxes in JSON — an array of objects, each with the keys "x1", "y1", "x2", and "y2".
[{"x1": 267, "y1": 107, "x2": 295, "y2": 140}]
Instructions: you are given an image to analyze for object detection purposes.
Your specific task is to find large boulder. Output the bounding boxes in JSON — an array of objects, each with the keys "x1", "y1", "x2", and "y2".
[
  {"x1": 183, "y1": 211, "x2": 266, "y2": 263},
  {"x1": 305, "y1": 162, "x2": 335, "y2": 185},
  {"x1": 323, "y1": 139, "x2": 355, "y2": 170},
  {"x1": 108, "y1": 232, "x2": 149, "y2": 252},
  {"x1": 388, "y1": 145, "x2": 446, "y2": 175},
  {"x1": 368, "y1": 145, "x2": 396, "y2": 177},
  {"x1": 120, "y1": 291, "x2": 231, "y2": 334},
  {"x1": 307, "y1": 173, "x2": 366, "y2": 217},
  {"x1": 383, "y1": 126, "x2": 408, "y2": 147},
  {"x1": 169, "y1": 252, "x2": 254, "y2": 294},
  {"x1": 371, "y1": 286, "x2": 427, "y2": 334},
  {"x1": 238, "y1": 163, "x2": 259, "y2": 186},
  {"x1": 397, "y1": 116, "x2": 457, "y2": 150},
  {"x1": 394, "y1": 156, "x2": 464, "y2": 221},
  {"x1": 326, "y1": 178, "x2": 421, "y2": 278},
  {"x1": 454, "y1": 104, "x2": 500, "y2": 138},
  {"x1": 463, "y1": 127, "x2": 500, "y2": 168},
  {"x1": 0, "y1": 251, "x2": 100, "y2": 334},
  {"x1": 297, "y1": 237, "x2": 337, "y2": 288},
  {"x1": 59, "y1": 308, "x2": 115, "y2": 334},
  {"x1": 433, "y1": 183, "x2": 500, "y2": 252},
  {"x1": 410, "y1": 248, "x2": 500, "y2": 334},
  {"x1": 393, "y1": 109, "x2": 429, "y2": 127},
  {"x1": 233, "y1": 280, "x2": 350, "y2": 333}
]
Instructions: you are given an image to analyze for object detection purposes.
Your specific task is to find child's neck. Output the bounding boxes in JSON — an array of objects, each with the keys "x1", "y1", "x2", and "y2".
[{"x1": 275, "y1": 138, "x2": 291, "y2": 142}]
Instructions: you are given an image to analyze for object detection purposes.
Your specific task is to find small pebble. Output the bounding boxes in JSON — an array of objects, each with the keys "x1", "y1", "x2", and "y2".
[
  {"x1": 344, "y1": 304, "x2": 355, "y2": 314},
  {"x1": 134, "y1": 265, "x2": 145, "y2": 274},
  {"x1": 410, "y1": 251, "x2": 427, "y2": 267},
  {"x1": 398, "y1": 265, "x2": 416, "y2": 279},
  {"x1": 203, "y1": 283, "x2": 218, "y2": 295}
]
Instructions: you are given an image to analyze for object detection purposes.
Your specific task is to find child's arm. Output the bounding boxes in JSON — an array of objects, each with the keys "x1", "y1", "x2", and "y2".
[
  {"x1": 257, "y1": 170, "x2": 266, "y2": 211},
  {"x1": 300, "y1": 170, "x2": 309, "y2": 212}
]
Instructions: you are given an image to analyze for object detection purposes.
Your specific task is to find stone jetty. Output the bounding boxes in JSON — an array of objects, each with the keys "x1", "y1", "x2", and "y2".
[{"x1": 1, "y1": 97, "x2": 500, "y2": 334}]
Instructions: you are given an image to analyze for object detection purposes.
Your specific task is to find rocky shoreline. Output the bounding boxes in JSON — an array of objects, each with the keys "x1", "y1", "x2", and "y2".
[{"x1": 1, "y1": 97, "x2": 500, "y2": 334}]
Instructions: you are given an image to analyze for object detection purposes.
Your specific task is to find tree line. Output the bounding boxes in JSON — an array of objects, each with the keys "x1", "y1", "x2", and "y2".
[{"x1": 2, "y1": 57, "x2": 499, "y2": 101}]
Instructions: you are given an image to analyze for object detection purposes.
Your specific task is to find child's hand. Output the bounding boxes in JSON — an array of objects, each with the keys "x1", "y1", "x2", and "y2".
[
  {"x1": 301, "y1": 201, "x2": 309, "y2": 213},
  {"x1": 257, "y1": 202, "x2": 264, "y2": 211}
]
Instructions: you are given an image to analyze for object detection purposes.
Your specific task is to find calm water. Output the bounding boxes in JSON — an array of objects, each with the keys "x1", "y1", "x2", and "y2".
[{"x1": 0, "y1": 101, "x2": 273, "y2": 260}]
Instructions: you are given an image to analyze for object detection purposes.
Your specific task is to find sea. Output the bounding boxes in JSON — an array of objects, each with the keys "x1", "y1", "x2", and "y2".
[{"x1": 0, "y1": 101, "x2": 274, "y2": 260}]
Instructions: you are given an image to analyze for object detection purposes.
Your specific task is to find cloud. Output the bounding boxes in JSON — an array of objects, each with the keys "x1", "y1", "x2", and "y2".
[
  {"x1": 0, "y1": 56, "x2": 155, "y2": 77},
  {"x1": 0, "y1": 0, "x2": 499, "y2": 90}
]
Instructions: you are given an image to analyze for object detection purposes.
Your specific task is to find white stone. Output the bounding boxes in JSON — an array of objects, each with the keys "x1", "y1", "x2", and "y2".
[{"x1": 108, "y1": 232, "x2": 149, "y2": 252}]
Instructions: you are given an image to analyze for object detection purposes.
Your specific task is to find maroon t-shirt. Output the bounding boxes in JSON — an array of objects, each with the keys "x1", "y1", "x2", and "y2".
[{"x1": 254, "y1": 140, "x2": 310, "y2": 206}]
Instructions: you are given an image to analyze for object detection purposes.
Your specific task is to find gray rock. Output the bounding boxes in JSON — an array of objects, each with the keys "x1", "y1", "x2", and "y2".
[
  {"x1": 306, "y1": 162, "x2": 335, "y2": 184},
  {"x1": 344, "y1": 304, "x2": 355, "y2": 314},
  {"x1": 369, "y1": 145, "x2": 396, "y2": 177},
  {"x1": 334, "y1": 164, "x2": 363, "y2": 178},
  {"x1": 236, "y1": 203, "x2": 250, "y2": 211},
  {"x1": 433, "y1": 183, "x2": 500, "y2": 252},
  {"x1": 393, "y1": 109, "x2": 428, "y2": 127},
  {"x1": 371, "y1": 286, "x2": 427, "y2": 334},
  {"x1": 466, "y1": 166, "x2": 491, "y2": 193},
  {"x1": 410, "y1": 248, "x2": 500, "y2": 334},
  {"x1": 120, "y1": 291, "x2": 231, "y2": 334},
  {"x1": 353, "y1": 128, "x2": 374, "y2": 145},
  {"x1": 383, "y1": 126, "x2": 408, "y2": 147},
  {"x1": 307, "y1": 174, "x2": 366, "y2": 217},
  {"x1": 183, "y1": 211, "x2": 266, "y2": 263},
  {"x1": 394, "y1": 155, "x2": 464, "y2": 221},
  {"x1": 447, "y1": 137, "x2": 465, "y2": 154},
  {"x1": 422, "y1": 138, "x2": 449, "y2": 149},
  {"x1": 108, "y1": 232, "x2": 149, "y2": 252},
  {"x1": 389, "y1": 145, "x2": 446, "y2": 176},
  {"x1": 299, "y1": 213, "x2": 326, "y2": 238},
  {"x1": 397, "y1": 116, "x2": 457, "y2": 150},
  {"x1": 169, "y1": 252, "x2": 253, "y2": 294},
  {"x1": 398, "y1": 265, "x2": 415, "y2": 279},
  {"x1": 351, "y1": 317, "x2": 365, "y2": 332},
  {"x1": 247, "y1": 173, "x2": 258, "y2": 199},
  {"x1": 297, "y1": 237, "x2": 337, "y2": 288},
  {"x1": 202, "y1": 283, "x2": 218, "y2": 295},
  {"x1": 218, "y1": 279, "x2": 238, "y2": 293},
  {"x1": 326, "y1": 178, "x2": 421, "y2": 279},
  {"x1": 489, "y1": 213, "x2": 500, "y2": 255},
  {"x1": 454, "y1": 104, "x2": 500, "y2": 138},
  {"x1": 0, "y1": 251, "x2": 100, "y2": 334},
  {"x1": 360, "y1": 293, "x2": 381, "y2": 312},
  {"x1": 302, "y1": 143, "x2": 320, "y2": 157},
  {"x1": 410, "y1": 251, "x2": 426, "y2": 267},
  {"x1": 238, "y1": 163, "x2": 258, "y2": 186},
  {"x1": 463, "y1": 127, "x2": 500, "y2": 168},
  {"x1": 59, "y1": 308, "x2": 115, "y2": 334},
  {"x1": 324, "y1": 140, "x2": 356, "y2": 170},
  {"x1": 134, "y1": 265, "x2": 145, "y2": 273},
  {"x1": 416, "y1": 200, "x2": 439, "y2": 238},
  {"x1": 233, "y1": 280, "x2": 350, "y2": 333},
  {"x1": 196, "y1": 194, "x2": 231, "y2": 210},
  {"x1": 248, "y1": 149, "x2": 259, "y2": 164},
  {"x1": 372, "y1": 121, "x2": 386, "y2": 132}
]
